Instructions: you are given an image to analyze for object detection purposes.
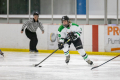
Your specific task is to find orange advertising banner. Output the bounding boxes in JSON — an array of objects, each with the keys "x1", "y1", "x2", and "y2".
[{"x1": 105, "y1": 25, "x2": 120, "y2": 52}]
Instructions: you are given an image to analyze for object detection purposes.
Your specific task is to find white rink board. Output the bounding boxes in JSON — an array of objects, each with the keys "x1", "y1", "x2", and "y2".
[
  {"x1": 83, "y1": 25, "x2": 92, "y2": 51},
  {"x1": 0, "y1": 24, "x2": 48, "y2": 50},
  {"x1": 47, "y1": 25, "x2": 59, "y2": 50},
  {"x1": 0, "y1": 24, "x2": 106, "y2": 52},
  {"x1": 98, "y1": 25, "x2": 104, "y2": 52}
]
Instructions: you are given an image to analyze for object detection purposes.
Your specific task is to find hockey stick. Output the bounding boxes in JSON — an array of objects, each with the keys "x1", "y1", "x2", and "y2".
[
  {"x1": 91, "y1": 54, "x2": 120, "y2": 70},
  {"x1": 34, "y1": 39, "x2": 71, "y2": 67}
]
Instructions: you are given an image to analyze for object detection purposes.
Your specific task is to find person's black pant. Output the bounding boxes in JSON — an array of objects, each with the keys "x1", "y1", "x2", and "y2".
[{"x1": 25, "y1": 29, "x2": 38, "y2": 51}]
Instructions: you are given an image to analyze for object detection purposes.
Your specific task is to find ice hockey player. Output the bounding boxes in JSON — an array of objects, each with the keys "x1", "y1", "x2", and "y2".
[
  {"x1": 58, "y1": 16, "x2": 93, "y2": 65},
  {"x1": 0, "y1": 49, "x2": 4, "y2": 57}
]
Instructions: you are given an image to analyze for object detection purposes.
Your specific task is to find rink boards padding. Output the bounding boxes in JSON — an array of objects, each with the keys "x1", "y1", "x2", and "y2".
[{"x1": 0, "y1": 48, "x2": 120, "y2": 56}]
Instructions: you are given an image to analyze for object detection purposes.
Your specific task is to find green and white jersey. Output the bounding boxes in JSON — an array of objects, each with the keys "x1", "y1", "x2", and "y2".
[{"x1": 58, "y1": 23, "x2": 82, "y2": 42}]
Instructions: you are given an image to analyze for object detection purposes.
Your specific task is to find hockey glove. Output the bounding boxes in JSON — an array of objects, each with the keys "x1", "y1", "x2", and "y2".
[
  {"x1": 67, "y1": 32, "x2": 77, "y2": 41},
  {"x1": 58, "y1": 42, "x2": 64, "y2": 50}
]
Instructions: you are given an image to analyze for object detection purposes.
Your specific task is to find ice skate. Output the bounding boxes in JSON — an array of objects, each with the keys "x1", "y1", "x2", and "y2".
[
  {"x1": 65, "y1": 55, "x2": 70, "y2": 64},
  {"x1": 86, "y1": 60, "x2": 93, "y2": 65}
]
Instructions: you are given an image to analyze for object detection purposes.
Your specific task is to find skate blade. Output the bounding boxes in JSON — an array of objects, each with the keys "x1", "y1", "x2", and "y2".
[{"x1": 88, "y1": 63, "x2": 94, "y2": 67}]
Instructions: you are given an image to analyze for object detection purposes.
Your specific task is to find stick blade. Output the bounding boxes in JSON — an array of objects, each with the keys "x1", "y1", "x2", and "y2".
[
  {"x1": 35, "y1": 64, "x2": 39, "y2": 67},
  {"x1": 32, "y1": 64, "x2": 39, "y2": 67},
  {"x1": 91, "y1": 66, "x2": 99, "y2": 70}
]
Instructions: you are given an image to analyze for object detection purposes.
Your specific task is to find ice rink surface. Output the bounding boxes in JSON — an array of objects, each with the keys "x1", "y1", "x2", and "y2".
[{"x1": 0, "y1": 52, "x2": 120, "y2": 80}]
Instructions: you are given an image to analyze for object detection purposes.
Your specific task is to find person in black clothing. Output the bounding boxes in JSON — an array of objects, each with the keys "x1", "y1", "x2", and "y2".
[
  {"x1": 21, "y1": 12, "x2": 44, "y2": 53},
  {"x1": 0, "y1": 49, "x2": 4, "y2": 57}
]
